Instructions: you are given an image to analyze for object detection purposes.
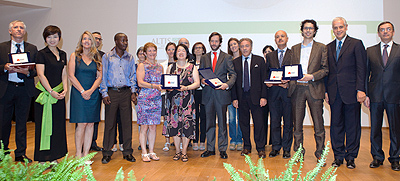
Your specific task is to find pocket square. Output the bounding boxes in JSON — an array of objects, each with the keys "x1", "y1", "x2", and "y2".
[{"x1": 254, "y1": 64, "x2": 259, "y2": 68}]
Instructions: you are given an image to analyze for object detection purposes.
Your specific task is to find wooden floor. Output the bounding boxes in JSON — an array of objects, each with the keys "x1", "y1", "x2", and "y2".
[{"x1": 7, "y1": 121, "x2": 400, "y2": 181}]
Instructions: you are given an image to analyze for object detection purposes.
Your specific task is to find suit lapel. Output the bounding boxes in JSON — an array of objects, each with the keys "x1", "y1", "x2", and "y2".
[
  {"x1": 330, "y1": 41, "x2": 337, "y2": 62},
  {"x1": 338, "y1": 36, "x2": 351, "y2": 60},
  {"x1": 386, "y1": 43, "x2": 399, "y2": 67},
  {"x1": 215, "y1": 51, "x2": 224, "y2": 71},
  {"x1": 250, "y1": 55, "x2": 256, "y2": 73},
  {"x1": 282, "y1": 49, "x2": 290, "y2": 66},
  {"x1": 293, "y1": 45, "x2": 301, "y2": 64},
  {"x1": 375, "y1": 44, "x2": 384, "y2": 68},
  {"x1": 308, "y1": 41, "x2": 318, "y2": 69}
]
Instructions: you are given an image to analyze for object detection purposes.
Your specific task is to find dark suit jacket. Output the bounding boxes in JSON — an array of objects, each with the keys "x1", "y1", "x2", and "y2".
[
  {"x1": 0, "y1": 40, "x2": 37, "y2": 98},
  {"x1": 366, "y1": 42, "x2": 400, "y2": 104},
  {"x1": 325, "y1": 36, "x2": 366, "y2": 104},
  {"x1": 288, "y1": 41, "x2": 328, "y2": 100},
  {"x1": 231, "y1": 54, "x2": 267, "y2": 105},
  {"x1": 200, "y1": 50, "x2": 236, "y2": 105},
  {"x1": 266, "y1": 48, "x2": 292, "y2": 101}
]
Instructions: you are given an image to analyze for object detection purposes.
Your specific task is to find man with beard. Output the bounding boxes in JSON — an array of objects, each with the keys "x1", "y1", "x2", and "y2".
[
  {"x1": 99, "y1": 33, "x2": 137, "y2": 164},
  {"x1": 200, "y1": 32, "x2": 236, "y2": 159}
]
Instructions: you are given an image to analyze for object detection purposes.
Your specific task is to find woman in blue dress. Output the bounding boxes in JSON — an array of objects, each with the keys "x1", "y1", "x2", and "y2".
[{"x1": 68, "y1": 31, "x2": 102, "y2": 164}]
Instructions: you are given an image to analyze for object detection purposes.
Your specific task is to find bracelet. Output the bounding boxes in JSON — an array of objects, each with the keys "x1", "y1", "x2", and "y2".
[
  {"x1": 186, "y1": 86, "x2": 188, "y2": 91},
  {"x1": 49, "y1": 90, "x2": 53, "y2": 94},
  {"x1": 80, "y1": 89, "x2": 84, "y2": 94},
  {"x1": 151, "y1": 84, "x2": 153, "y2": 89}
]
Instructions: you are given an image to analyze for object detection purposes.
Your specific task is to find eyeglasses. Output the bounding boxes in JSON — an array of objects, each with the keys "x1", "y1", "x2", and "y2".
[{"x1": 303, "y1": 27, "x2": 315, "y2": 31}]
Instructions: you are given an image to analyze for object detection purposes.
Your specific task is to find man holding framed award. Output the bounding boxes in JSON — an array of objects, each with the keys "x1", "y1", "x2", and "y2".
[
  {"x1": 288, "y1": 19, "x2": 328, "y2": 162},
  {"x1": 200, "y1": 32, "x2": 236, "y2": 159},
  {"x1": 0, "y1": 20, "x2": 38, "y2": 163}
]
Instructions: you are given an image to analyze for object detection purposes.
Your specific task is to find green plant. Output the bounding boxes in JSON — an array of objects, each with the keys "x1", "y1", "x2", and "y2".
[
  {"x1": 223, "y1": 141, "x2": 337, "y2": 181},
  {"x1": 114, "y1": 167, "x2": 144, "y2": 181}
]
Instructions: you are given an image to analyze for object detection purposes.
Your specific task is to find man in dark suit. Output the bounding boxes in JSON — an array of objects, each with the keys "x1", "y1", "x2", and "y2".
[
  {"x1": 0, "y1": 20, "x2": 37, "y2": 162},
  {"x1": 325, "y1": 17, "x2": 367, "y2": 169},
  {"x1": 265, "y1": 30, "x2": 293, "y2": 159},
  {"x1": 90, "y1": 31, "x2": 104, "y2": 152},
  {"x1": 364, "y1": 21, "x2": 400, "y2": 171},
  {"x1": 231, "y1": 38, "x2": 267, "y2": 158},
  {"x1": 288, "y1": 19, "x2": 328, "y2": 161},
  {"x1": 200, "y1": 32, "x2": 236, "y2": 159}
]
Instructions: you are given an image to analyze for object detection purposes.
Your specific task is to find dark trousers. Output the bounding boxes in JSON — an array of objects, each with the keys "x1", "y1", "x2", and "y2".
[
  {"x1": 194, "y1": 90, "x2": 206, "y2": 143},
  {"x1": 238, "y1": 92, "x2": 266, "y2": 151},
  {"x1": 205, "y1": 94, "x2": 228, "y2": 152},
  {"x1": 269, "y1": 88, "x2": 293, "y2": 152},
  {"x1": 113, "y1": 109, "x2": 123, "y2": 144},
  {"x1": 0, "y1": 84, "x2": 31, "y2": 157},
  {"x1": 292, "y1": 85, "x2": 325, "y2": 158},
  {"x1": 262, "y1": 105, "x2": 271, "y2": 146},
  {"x1": 330, "y1": 91, "x2": 361, "y2": 161},
  {"x1": 102, "y1": 89, "x2": 132, "y2": 157},
  {"x1": 370, "y1": 101, "x2": 400, "y2": 163}
]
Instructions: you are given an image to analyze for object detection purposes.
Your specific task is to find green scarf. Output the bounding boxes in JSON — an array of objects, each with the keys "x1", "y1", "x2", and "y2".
[{"x1": 35, "y1": 82, "x2": 63, "y2": 151}]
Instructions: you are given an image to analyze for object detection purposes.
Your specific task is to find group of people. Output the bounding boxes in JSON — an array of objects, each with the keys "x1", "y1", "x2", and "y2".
[{"x1": 0, "y1": 17, "x2": 399, "y2": 171}]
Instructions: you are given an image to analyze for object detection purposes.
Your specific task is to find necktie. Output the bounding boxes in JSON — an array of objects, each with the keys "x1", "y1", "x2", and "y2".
[
  {"x1": 15, "y1": 44, "x2": 24, "y2": 79},
  {"x1": 336, "y1": 41, "x2": 342, "y2": 62},
  {"x1": 212, "y1": 52, "x2": 217, "y2": 72},
  {"x1": 383, "y1": 44, "x2": 389, "y2": 66},
  {"x1": 278, "y1": 49, "x2": 284, "y2": 68},
  {"x1": 243, "y1": 57, "x2": 250, "y2": 92}
]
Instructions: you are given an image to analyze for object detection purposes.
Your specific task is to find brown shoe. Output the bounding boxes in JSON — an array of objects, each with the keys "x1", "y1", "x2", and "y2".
[
  {"x1": 258, "y1": 150, "x2": 266, "y2": 158},
  {"x1": 240, "y1": 149, "x2": 251, "y2": 156}
]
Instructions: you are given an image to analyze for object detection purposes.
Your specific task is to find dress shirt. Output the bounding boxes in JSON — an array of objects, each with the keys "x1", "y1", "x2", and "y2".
[
  {"x1": 99, "y1": 49, "x2": 137, "y2": 98},
  {"x1": 8, "y1": 40, "x2": 24, "y2": 82},
  {"x1": 380, "y1": 41, "x2": 393, "y2": 57},
  {"x1": 277, "y1": 47, "x2": 288, "y2": 58},
  {"x1": 242, "y1": 54, "x2": 252, "y2": 88},
  {"x1": 336, "y1": 35, "x2": 347, "y2": 51},
  {"x1": 298, "y1": 41, "x2": 313, "y2": 83}
]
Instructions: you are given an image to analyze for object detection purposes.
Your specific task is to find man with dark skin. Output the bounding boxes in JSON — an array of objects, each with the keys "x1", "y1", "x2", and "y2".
[{"x1": 99, "y1": 33, "x2": 137, "y2": 164}]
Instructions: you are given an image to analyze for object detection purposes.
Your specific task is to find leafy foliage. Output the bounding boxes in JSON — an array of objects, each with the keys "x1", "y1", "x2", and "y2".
[{"x1": 223, "y1": 142, "x2": 337, "y2": 181}]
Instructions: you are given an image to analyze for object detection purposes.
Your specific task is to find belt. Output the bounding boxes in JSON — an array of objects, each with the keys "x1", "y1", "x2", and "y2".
[
  {"x1": 108, "y1": 86, "x2": 130, "y2": 92},
  {"x1": 9, "y1": 81, "x2": 25, "y2": 87},
  {"x1": 296, "y1": 82, "x2": 308, "y2": 86}
]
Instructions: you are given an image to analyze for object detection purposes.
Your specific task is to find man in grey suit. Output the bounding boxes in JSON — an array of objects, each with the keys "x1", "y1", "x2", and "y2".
[
  {"x1": 200, "y1": 32, "x2": 236, "y2": 159},
  {"x1": 288, "y1": 19, "x2": 328, "y2": 161},
  {"x1": 365, "y1": 21, "x2": 400, "y2": 171}
]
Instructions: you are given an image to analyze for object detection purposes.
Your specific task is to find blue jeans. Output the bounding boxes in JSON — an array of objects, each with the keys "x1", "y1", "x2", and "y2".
[{"x1": 228, "y1": 104, "x2": 242, "y2": 144}]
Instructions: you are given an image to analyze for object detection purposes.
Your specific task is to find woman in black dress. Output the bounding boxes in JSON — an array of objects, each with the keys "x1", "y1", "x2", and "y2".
[{"x1": 34, "y1": 25, "x2": 68, "y2": 163}]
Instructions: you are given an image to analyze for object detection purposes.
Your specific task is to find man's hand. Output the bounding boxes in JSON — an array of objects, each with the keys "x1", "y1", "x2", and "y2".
[
  {"x1": 14, "y1": 66, "x2": 29, "y2": 75},
  {"x1": 216, "y1": 83, "x2": 228, "y2": 90},
  {"x1": 260, "y1": 98, "x2": 267, "y2": 107},
  {"x1": 265, "y1": 83, "x2": 273, "y2": 87},
  {"x1": 278, "y1": 83, "x2": 288, "y2": 89},
  {"x1": 299, "y1": 74, "x2": 314, "y2": 81},
  {"x1": 324, "y1": 93, "x2": 329, "y2": 104},
  {"x1": 363, "y1": 96, "x2": 370, "y2": 108},
  {"x1": 201, "y1": 78, "x2": 209, "y2": 86},
  {"x1": 131, "y1": 93, "x2": 137, "y2": 105},
  {"x1": 102, "y1": 96, "x2": 111, "y2": 105},
  {"x1": 232, "y1": 100, "x2": 238, "y2": 108},
  {"x1": 357, "y1": 91, "x2": 366, "y2": 103},
  {"x1": 5, "y1": 63, "x2": 16, "y2": 73}
]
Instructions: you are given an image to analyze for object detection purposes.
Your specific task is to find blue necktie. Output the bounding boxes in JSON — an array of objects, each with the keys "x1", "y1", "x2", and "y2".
[
  {"x1": 243, "y1": 57, "x2": 250, "y2": 92},
  {"x1": 278, "y1": 49, "x2": 284, "y2": 68},
  {"x1": 336, "y1": 41, "x2": 342, "y2": 62},
  {"x1": 15, "y1": 44, "x2": 24, "y2": 79}
]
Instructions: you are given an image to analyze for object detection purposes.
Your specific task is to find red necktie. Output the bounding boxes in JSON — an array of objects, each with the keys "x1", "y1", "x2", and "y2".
[{"x1": 212, "y1": 52, "x2": 217, "y2": 72}]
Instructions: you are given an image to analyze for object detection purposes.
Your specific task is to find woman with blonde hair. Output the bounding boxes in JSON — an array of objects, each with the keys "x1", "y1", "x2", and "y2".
[{"x1": 68, "y1": 31, "x2": 102, "y2": 164}]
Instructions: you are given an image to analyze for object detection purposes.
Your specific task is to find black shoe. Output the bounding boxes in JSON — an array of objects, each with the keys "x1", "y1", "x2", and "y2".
[
  {"x1": 138, "y1": 145, "x2": 142, "y2": 150},
  {"x1": 15, "y1": 155, "x2": 32, "y2": 163},
  {"x1": 391, "y1": 161, "x2": 400, "y2": 171},
  {"x1": 332, "y1": 159, "x2": 343, "y2": 167},
  {"x1": 123, "y1": 154, "x2": 136, "y2": 162},
  {"x1": 90, "y1": 145, "x2": 103, "y2": 151},
  {"x1": 220, "y1": 151, "x2": 228, "y2": 159},
  {"x1": 283, "y1": 151, "x2": 291, "y2": 159},
  {"x1": 369, "y1": 159, "x2": 383, "y2": 168},
  {"x1": 269, "y1": 150, "x2": 280, "y2": 157},
  {"x1": 171, "y1": 142, "x2": 175, "y2": 146},
  {"x1": 188, "y1": 142, "x2": 192, "y2": 147},
  {"x1": 200, "y1": 151, "x2": 215, "y2": 158},
  {"x1": 347, "y1": 160, "x2": 356, "y2": 169},
  {"x1": 101, "y1": 156, "x2": 111, "y2": 164}
]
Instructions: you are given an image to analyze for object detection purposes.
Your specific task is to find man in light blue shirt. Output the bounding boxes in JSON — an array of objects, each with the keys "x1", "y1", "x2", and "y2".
[{"x1": 99, "y1": 33, "x2": 137, "y2": 164}]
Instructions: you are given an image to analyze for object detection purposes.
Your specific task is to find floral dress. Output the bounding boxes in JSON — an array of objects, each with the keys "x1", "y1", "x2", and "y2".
[{"x1": 163, "y1": 63, "x2": 196, "y2": 139}]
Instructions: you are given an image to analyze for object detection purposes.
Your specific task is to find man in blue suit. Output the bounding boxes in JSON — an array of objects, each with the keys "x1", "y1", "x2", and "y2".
[{"x1": 325, "y1": 17, "x2": 367, "y2": 169}]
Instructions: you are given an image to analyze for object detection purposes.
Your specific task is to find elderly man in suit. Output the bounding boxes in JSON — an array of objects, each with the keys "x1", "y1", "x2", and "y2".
[
  {"x1": 0, "y1": 20, "x2": 38, "y2": 163},
  {"x1": 364, "y1": 21, "x2": 400, "y2": 171},
  {"x1": 325, "y1": 17, "x2": 367, "y2": 169},
  {"x1": 288, "y1": 19, "x2": 328, "y2": 162},
  {"x1": 265, "y1": 30, "x2": 293, "y2": 159},
  {"x1": 231, "y1": 38, "x2": 267, "y2": 158},
  {"x1": 200, "y1": 32, "x2": 236, "y2": 159}
]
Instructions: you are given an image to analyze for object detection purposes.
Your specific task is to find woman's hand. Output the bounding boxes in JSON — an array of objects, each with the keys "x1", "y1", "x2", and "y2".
[
  {"x1": 81, "y1": 90, "x2": 93, "y2": 100},
  {"x1": 58, "y1": 90, "x2": 67, "y2": 100}
]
